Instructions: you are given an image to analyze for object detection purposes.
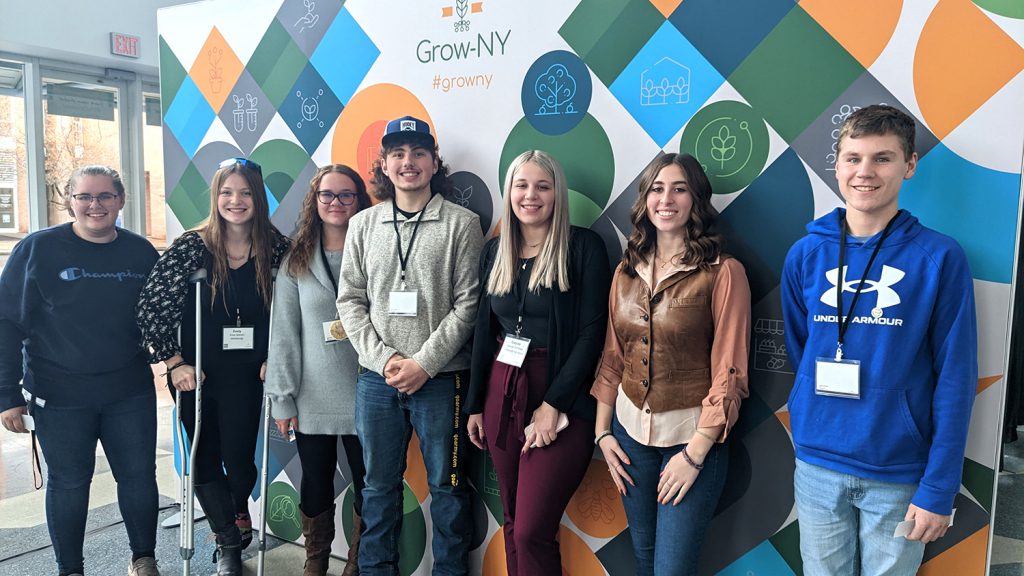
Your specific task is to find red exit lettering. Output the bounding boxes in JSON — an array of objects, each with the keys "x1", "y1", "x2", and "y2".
[{"x1": 110, "y1": 33, "x2": 140, "y2": 58}]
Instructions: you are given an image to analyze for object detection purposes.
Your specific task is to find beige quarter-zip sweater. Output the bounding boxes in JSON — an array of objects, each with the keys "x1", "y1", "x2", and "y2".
[{"x1": 337, "y1": 193, "x2": 483, "y2": 377}]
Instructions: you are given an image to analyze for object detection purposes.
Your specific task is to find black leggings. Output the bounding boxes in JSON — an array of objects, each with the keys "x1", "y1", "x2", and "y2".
[
  {"x1": 173, "y1": 362, "x2": 263, "y2": 515},
  {"x1": 294, "y1": 432, "x2": 366, "y2": 518}
]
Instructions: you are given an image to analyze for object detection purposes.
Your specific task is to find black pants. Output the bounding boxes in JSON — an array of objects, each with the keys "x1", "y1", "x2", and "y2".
[
  {"x1": 173, "y1": 362, "x2": 263, "y2": 515},
  {"x1": 295, "y1": 432, "x2": 366, "y2": 518}
]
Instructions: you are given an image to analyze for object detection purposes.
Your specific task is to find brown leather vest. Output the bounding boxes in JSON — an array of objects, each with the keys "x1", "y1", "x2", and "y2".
[{"x1": 614, "y1": 258, "x2": 727, "y2": 412}]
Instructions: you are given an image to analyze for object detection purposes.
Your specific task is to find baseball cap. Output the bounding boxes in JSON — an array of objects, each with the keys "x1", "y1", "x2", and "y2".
[{"x1": 382, "y1": 115, "x2": 435, "y2": 149}]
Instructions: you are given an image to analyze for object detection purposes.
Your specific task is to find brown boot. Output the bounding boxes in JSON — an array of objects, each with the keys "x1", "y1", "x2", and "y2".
[
  {"x1": 341, "y1": 513, "x2": 362, "y2": 576},
  {"x1": 301, "y1": 505, "x2": 336, "y2": 576}
]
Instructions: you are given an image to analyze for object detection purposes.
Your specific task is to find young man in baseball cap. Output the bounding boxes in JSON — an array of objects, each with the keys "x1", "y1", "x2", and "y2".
[{"x1": 337, "y1": 115, "x2": 483, "y2": 575}]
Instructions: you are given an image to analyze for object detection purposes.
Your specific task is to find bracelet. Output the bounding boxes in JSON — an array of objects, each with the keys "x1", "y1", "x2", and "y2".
[
  {"x1": 695, "y1": 429, "x2": 716, "y2": 442},
  {"x1": 681, "y1": 446, "x2": 704, "y2": 470},
  {"x1": 163, "y1": 360, "x2": 188, "y2": 376},
  {"x1": 594, "y1": 430, "x2": 614, "y2": 447}
]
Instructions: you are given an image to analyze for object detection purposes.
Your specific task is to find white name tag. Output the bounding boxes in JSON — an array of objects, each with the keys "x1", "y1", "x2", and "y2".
[
  {"x1": 496, "y1": 334, "x2": 531, "y2": 368},
  {"x1": 388, "y1": 290, "x2": 418, "y2": 317},
  {"x1": 323, "y1": 320, "x2": 347, "y2": 343},
  {"x1": 223, "y1": 326, "x2": 255, "y2": 350},
  {"x1": 815, "y1": 357, "x2": 861, "y2": 398}
]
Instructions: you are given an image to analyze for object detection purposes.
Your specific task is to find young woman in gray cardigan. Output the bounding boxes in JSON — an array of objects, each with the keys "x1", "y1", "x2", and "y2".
[{"x1": 264, "y1": 165, "x2": 371, "y2": 576}]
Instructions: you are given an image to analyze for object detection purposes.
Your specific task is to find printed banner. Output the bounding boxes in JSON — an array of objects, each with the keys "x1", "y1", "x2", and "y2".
[{"x1": 158, "y1": 1, "x2": 1024, "y2": 573}]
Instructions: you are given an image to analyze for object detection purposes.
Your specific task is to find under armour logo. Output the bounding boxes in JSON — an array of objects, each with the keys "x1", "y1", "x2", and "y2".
[{"x1": 820, "y1": 265, "x2": 905, "y2": 310}]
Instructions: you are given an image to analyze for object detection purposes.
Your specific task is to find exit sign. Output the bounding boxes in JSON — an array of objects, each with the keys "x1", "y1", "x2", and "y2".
[{"x1": 110, "y1": 33, "x2": 140, "y2": 59}]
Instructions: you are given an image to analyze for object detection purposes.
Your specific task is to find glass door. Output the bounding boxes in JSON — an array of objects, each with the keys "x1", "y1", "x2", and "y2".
[{"x1": 41, "y1": 73, "x2": 123, "y2": 226}]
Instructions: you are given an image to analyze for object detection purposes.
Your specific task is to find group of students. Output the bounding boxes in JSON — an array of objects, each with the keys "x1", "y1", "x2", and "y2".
[{"x1": 0, "y1": 104, "x2": 977, "y2": 576}]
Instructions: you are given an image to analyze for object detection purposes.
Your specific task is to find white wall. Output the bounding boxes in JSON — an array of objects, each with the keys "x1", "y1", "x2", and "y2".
[{"x1": 0, "y1": 0, "x2": 200, "y2": 76}]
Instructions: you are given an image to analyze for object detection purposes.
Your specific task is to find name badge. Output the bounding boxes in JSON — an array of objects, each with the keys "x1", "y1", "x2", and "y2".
[
  {"x1": 223, "y1": 326, "x2": 255, "y2": 350},
  {"x1": 388, "y1": 290, "x2": 418, "y2": 317},
  {"x1": 323, "y1": 320, "x2": 347, "y2": 343},
  {"x1": 815, "y1": 357, "x2": 861, "y2": 398},
  {"x1": 496, "y1": 334, "x2": 531, "y2": 367}
]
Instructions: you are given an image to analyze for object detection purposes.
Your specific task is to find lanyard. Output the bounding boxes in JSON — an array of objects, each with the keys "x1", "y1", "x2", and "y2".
[
  {"x1": 513, "y1": 258, "x2": 532, "y2": 336},
  {"x1": 319, "y1": 234, "x2": 339, "y2": 295},
  {"x1": 835, "y1": 211, "x2": 899, "y2": 359},
  {"x1": 392, "y1": 201, "x2": 426, "y2": 290}
]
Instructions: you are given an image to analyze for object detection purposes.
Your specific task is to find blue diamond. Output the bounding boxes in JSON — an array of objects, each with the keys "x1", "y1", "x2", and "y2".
[
  {"x1": 310, "y1": 7, "x2": 379, "y2": 106},
  {"x1": 609, "y1": 22, "x2": 725, "y2": 148},
  {"x1": 164, "y1": 77, "x2": 216, "y2": 157},
  {"x1": 280, "y1": 63, "x2": 343, "y2": 155}
]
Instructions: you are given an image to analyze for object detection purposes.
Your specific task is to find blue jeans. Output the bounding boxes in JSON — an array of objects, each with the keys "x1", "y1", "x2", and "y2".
[
  {"x1": 795, "y1": 459, "x2": 925, "y2": 576},
  {"x1": 32, "y1": 391, "x2": 158, "y2": 574},
  {"x1": 613, "y1": 417, "x2": 728, "y2": 576},
  {"x1": 355, "y1": 369, "x2": 471, "y2": 576}
]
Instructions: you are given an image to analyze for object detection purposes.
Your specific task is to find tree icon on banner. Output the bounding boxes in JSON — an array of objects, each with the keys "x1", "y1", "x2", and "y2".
[{"x1": 534, "y1": 64, "x2": 578, "y2": 116}]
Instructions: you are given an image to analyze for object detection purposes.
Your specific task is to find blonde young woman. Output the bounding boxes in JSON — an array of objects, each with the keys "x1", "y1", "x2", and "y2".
[
  {"x1": 466, "y1": 150, "x2": 610, "y2": 575},
  {"x1": 591, "y1": 153, "x2": 751, "y2": 576},
  {"x1": 137, "y1": 158, "x2": 290, "y2": 576},
  {"x1": 263, "y1": 165, "x2": 370, "y2": 576}
]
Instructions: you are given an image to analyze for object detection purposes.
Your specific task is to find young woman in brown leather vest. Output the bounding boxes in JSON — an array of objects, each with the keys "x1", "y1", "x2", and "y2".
[{"x1": 590, "y1": 153, "x2": 752, "y2": 576}]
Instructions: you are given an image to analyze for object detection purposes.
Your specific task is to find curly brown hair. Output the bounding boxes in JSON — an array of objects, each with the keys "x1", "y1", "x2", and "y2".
[
  {"x1": 287, "y1": 164, "x2": 371, "y2": 277},
  {"x1": 621, "y1": 153, "x2": 721, "y2": 276}
]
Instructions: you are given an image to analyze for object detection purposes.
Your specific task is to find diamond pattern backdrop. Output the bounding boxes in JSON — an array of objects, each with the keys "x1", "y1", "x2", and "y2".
[{"x1": 159, "y1": 1, "x2": 1024, "y2": 574}]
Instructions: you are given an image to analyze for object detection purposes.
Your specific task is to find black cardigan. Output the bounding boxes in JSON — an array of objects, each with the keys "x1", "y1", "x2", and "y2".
[{"x1": 466, "y1": 226, "x2": 611, "y2": 423}]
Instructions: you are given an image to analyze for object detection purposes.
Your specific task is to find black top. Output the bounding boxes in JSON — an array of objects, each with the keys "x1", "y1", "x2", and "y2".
[
  {"x1": 136, "y1": 230, "x2": 290, "y2": 363},
  {"x1": 179, "y1": 255, "x2": 270, "y2": 368},
  {"x1": 489, "y1": 257, "x2": 550, "y2": 348},
  {"x1": 0, "y1": 224, "x2": 159, "y2": 410},
  {"x1": 467, "y1": 227, "x2": 611, "y2": 422}
]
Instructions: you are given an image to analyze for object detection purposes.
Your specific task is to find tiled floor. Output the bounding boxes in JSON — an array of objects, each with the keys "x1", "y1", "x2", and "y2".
[
  {"x1": 1, "y1": 379, "x2": 1023, "y2": 574},
  {"x1": 0, "y1": 371, "x2": 346, "y2": 575}
]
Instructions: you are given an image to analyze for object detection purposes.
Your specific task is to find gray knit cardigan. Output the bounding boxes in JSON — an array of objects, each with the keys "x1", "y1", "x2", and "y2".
[{"x1": 264, "y1": 249, "x2": 358, "y2": 435}]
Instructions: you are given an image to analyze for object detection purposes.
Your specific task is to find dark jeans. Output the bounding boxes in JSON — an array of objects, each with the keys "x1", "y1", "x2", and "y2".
[
  {"x1": 295, "y1": 431, "x2": 366, "y2": 519},
  {"x1": 173, "y1": 363, "x2": 264, "y2": 516},
  {"x1": 32, "y1": 391, "x2": 158, "y2": 574},
  {"x1": 613, "y1": 416, "x2": 728, "y2": 576},
  {"x1": 355, "y1": 368, "x2": 471, "y2": 576},
  {"x1": 482, "y1": 348, "x2": 593, "y2": 576}
]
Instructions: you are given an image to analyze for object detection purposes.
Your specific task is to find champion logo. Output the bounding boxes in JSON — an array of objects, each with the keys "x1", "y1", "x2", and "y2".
[{"x1": 820, "y1": 265, "x2": 905, "y2": 311}]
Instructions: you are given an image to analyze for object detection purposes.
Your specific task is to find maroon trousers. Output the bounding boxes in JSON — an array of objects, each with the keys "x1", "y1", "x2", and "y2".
[{"x1": 482, "y1": 345, "x2": 594, "y2": 576}]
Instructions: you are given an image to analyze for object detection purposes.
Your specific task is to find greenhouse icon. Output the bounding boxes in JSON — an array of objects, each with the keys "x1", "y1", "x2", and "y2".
[{"x1": 640, "y1": 57, "x2": 689, "y2": 106}]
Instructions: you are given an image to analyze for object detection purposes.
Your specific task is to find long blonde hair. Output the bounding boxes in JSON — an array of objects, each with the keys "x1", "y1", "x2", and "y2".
[{"x1": 486, "y1": 150, "x2": 571, "y2": 295}]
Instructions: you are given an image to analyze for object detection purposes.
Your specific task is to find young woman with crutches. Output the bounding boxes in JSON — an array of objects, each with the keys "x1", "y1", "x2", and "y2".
[
  {"x1": 137, "y1": 158, "x2": 290, "y2": 575},
  {"x1": 263, "y1": 165, "x2": 371, "y2": 576}
]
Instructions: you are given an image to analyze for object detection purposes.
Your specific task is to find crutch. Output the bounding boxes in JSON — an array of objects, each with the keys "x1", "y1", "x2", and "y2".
[
  {"x1": 176, "y1": 268, "x2": 207, "y2": 576},
  {"x1": 257, "y1": 268, "x2": 279, "y2": 576}
]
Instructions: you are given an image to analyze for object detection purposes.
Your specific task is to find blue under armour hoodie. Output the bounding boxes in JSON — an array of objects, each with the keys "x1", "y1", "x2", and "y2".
[{"x1": 781, "y1": 208, "x2": 977, "y2": 515}]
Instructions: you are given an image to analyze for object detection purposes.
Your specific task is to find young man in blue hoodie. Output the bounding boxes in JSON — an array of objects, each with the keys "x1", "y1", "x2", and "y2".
[{"x1": 781, "y1": 105, "x2": 977, "y2": 575}]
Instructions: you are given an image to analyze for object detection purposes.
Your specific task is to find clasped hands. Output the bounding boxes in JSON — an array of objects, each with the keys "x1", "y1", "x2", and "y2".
[{"x1": 384, "y1": 354, "x2": 429, "y2": 394}]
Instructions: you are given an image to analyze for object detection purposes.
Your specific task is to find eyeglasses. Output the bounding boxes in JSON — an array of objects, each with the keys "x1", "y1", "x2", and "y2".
[
  {"x1": 317, "y1": 191, "x2": 357, "y2": 206},
  {"x1": 71, "y1": 192, "x2": 121, "y2": 205},
  {"x1": 219, "y1": 158, "x2": 262, "y2": 174}
]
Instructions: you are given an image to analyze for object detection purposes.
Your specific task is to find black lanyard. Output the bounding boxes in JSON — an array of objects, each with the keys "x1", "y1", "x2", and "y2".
[
  {"x1": 392, "y1": 200, "x2": 427, "y2": 289},
  {"x1": 319, "y1": 234, "x2": 339, "y2": 295},
  {"x1": 835, "y1": 211, "x2": 899, "y2": 357},
  {"x1": 513, "y1": 258, "x2": 532, "y2": 336}
]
